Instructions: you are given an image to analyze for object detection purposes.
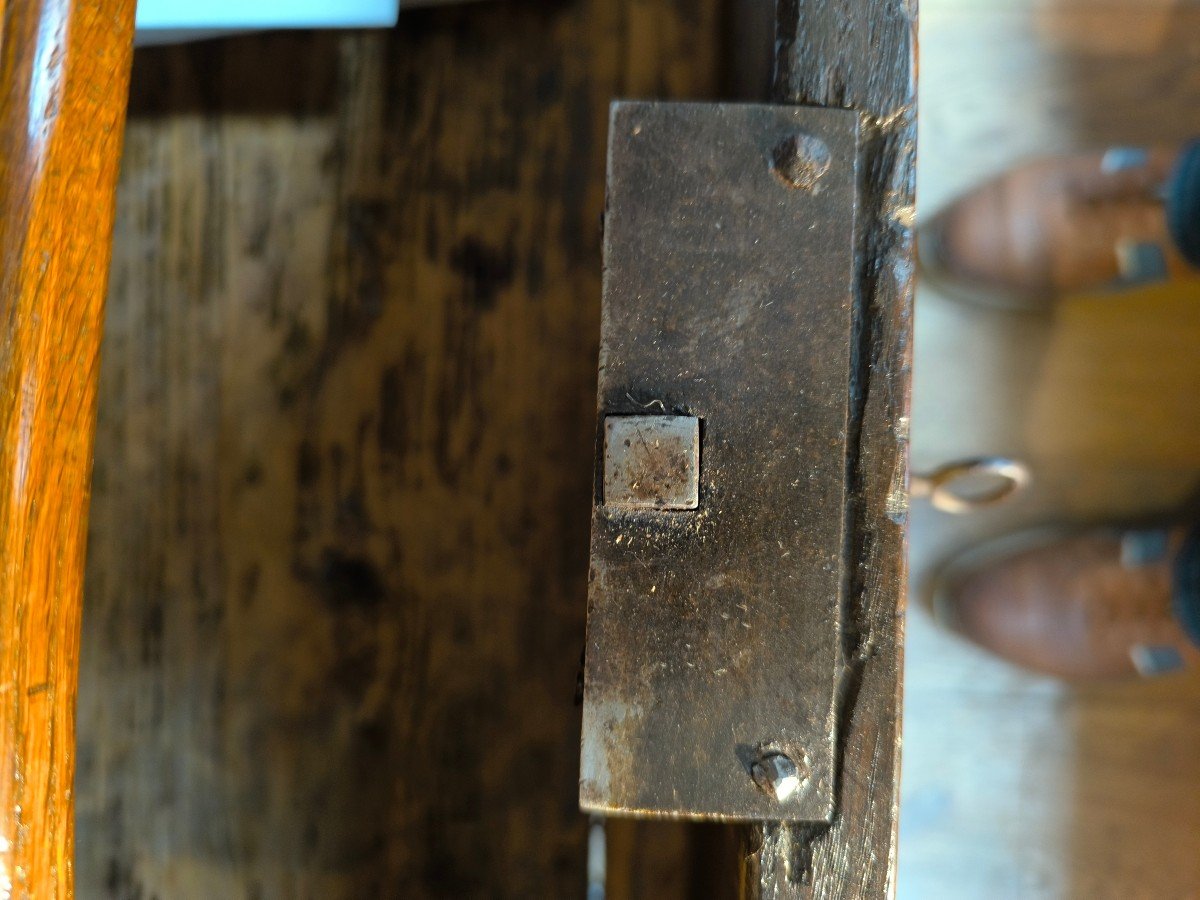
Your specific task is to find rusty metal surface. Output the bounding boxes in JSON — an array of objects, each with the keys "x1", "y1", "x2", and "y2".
[
  {"x1": 579, "y1": 102, "x2": 859, "y2": 823},
  {"x1": 576, "y1": 103, "x2": 859, "y2": 825}
]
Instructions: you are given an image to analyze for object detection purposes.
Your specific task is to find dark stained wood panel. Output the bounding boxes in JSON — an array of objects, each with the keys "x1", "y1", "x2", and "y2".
[{"x1": 76, "y1": 3, "x2": 723, "y2": 897}]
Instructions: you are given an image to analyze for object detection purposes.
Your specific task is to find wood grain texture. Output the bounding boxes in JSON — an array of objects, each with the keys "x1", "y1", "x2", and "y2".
[
  {"x1": 743, "y1": 1, "x2": 916, "y2": 897},
  {"x1": 75, "y1": 4, "x2": 722, "y2": 897},
  {"x1": 0, "y1": 1, "x2": 135, "y2": 896}
]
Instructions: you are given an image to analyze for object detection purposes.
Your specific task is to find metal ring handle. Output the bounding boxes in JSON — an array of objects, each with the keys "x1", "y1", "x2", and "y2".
[{"x1": 915, "y1": 457, "x2": 1031, "y2": 515}]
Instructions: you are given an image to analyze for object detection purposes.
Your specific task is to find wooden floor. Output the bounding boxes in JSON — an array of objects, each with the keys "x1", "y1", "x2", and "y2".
[{"x1": 904, "y1": 1, "x2": 1200, "y2": 897}]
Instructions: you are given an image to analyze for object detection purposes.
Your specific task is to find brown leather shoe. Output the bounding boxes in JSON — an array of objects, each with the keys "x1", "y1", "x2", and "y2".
[
  {"x1": 929, "y1": 525, "x2": 1200, "y2": 679},
  {"x1": 921, "y1": 142, "x2": 1200, "y2": 310}
]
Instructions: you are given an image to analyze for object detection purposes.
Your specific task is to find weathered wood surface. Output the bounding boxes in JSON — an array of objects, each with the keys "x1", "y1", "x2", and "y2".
[
  {"x1": 742, "y1": 1, "x2": 916, "y2": 898},
  {"x1": 76, "y1": 3, "x2": 724, "y2": 897},
  {"x1": 0, "y1": 1, "x2": 136, "y2": 896}
]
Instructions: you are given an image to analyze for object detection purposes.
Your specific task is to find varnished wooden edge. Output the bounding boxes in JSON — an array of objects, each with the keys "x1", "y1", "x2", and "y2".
[{"x1": 0, "y1": 0, "x2": 137, "y2": 895}]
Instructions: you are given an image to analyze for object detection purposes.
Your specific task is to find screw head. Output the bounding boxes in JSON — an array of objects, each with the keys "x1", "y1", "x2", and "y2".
[
  {"x1": 751, "y1": 752, "x2": 803, "y2": 802},
  {"x1": 771, "y1": 134, "x2": 832, "y2": 191}
]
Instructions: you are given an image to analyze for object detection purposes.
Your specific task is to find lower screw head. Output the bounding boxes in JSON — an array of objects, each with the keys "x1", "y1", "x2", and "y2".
[{"x1": 751, "y1": 752, "x2": 803, "y2": 802}]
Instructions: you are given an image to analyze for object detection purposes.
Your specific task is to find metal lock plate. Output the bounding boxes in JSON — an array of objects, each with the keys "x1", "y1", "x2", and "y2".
[{"x1": 580, "y1": 102, "x2": 859, "y2": 823}]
